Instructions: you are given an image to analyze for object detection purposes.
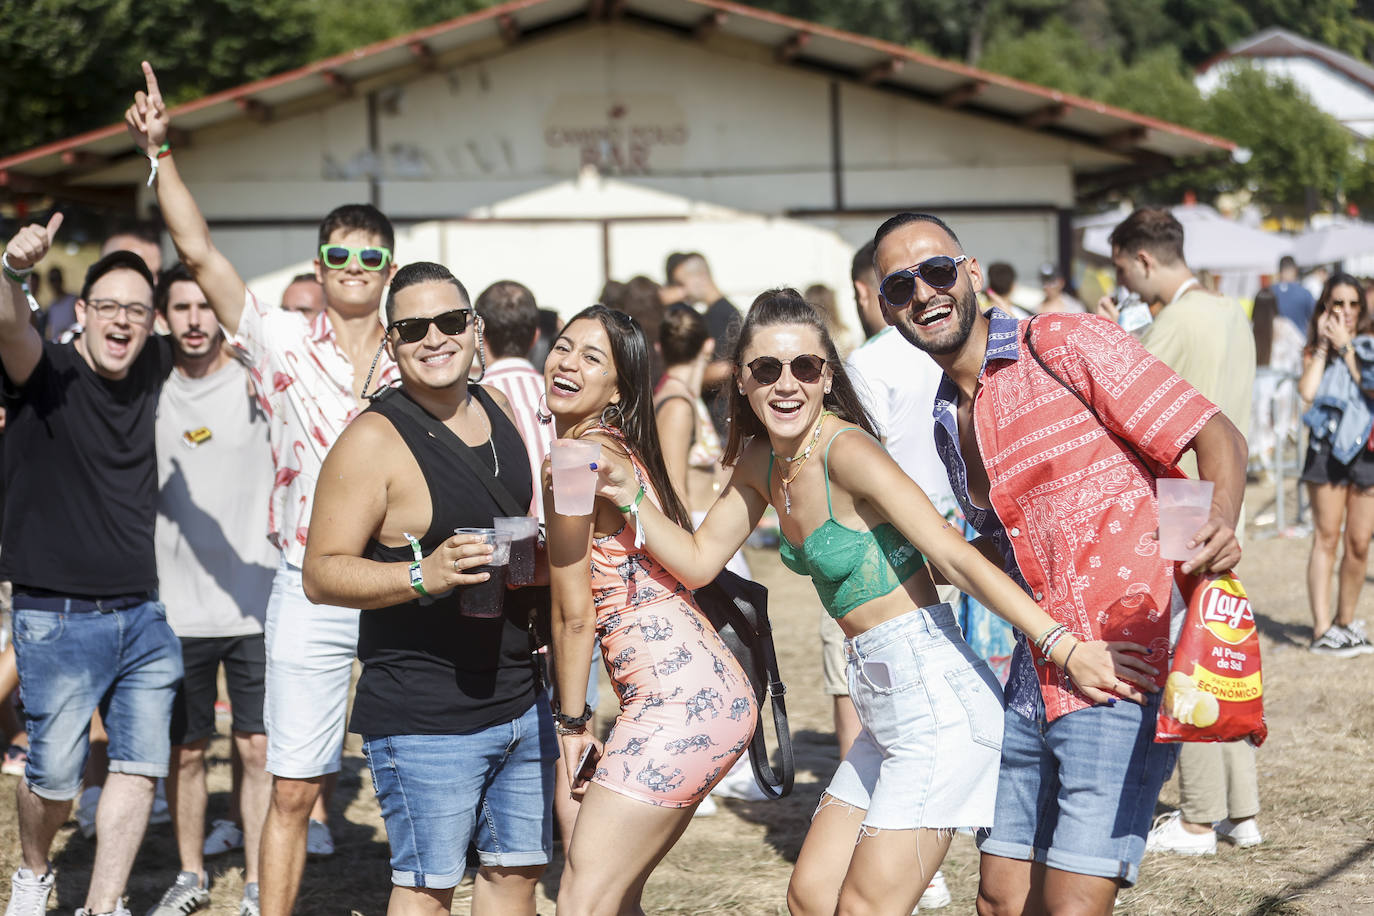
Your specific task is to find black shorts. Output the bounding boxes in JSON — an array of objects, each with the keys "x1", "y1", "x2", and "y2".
[
  {"x1": 1301, "y1": 437, "x2": 1374, "y2": 490},
  {"x1": 170, "y1": 634, "x2": 266, "y2": 747}
]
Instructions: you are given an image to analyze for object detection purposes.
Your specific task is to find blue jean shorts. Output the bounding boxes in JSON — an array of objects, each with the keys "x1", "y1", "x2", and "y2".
[
  {"x1": 824, "y1": 604, "x2": 1005, "y2": 831},
  {"x1": 976, "y1": 692, "x2": 1180, "y2": 886},
  {"x1": 13, "y1": 597, "x2": 183, "y2": 800},
  {"x1": 363, "y1": 698, "x2": 558, "y2": 887}
]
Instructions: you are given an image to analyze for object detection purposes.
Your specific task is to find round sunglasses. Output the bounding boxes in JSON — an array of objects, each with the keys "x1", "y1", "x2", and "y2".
[
  {"x1": 746, "y1": 354, "x2": 827, "y2": 385},
  {"x1": 318, "y1": 244, "x2": 392, "y2": 271},
  {"x1": 387, "y1": 308, "x2": 472, "y2": 343},
  {"x1": 879, "y1": 254, "x2": 968, "y2": 306}
]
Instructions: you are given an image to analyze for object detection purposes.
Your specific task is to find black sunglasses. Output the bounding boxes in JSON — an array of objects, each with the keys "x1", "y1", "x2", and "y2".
[
  {"x1": 387, "y1": 309, "x2": 472, "y2": 343},
  {"x1": 746, "y1": 354, "x2": 827, "y2": 385},
  {"x1": 879, "y1": 255, "x2": 969, "y2": 306}
]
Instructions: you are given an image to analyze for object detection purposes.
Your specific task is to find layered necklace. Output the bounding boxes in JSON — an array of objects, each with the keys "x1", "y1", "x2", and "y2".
[{"x1": 772, "y1": 411, "x2": 832, "y2": 514}]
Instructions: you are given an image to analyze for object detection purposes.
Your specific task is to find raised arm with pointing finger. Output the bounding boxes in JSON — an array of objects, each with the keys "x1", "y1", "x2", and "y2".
[
  {"x1": 125, "y1": 61, "x2": 248, "y2": 333},
  {"x1": 0, "y1": 213, "x2": 63, "y2": 386}
]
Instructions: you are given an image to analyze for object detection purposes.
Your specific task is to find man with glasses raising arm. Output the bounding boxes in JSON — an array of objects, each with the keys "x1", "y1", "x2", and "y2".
[
  {"x1": 126, "y1": 62, "x2": 400, "y2": 916},
  {"x1": 1, "y1": 221, "x2": 183, "y2": 916}
]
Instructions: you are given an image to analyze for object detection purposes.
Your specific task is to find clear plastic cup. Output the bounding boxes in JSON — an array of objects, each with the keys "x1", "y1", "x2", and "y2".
[
  {"x1": 1157, "y1": 479, "x2": 1214, "y2": 562},
  {"x1": 460, "y1": 532, "x2": 512, "y2": 618},
  {"x1": 550, "y1": 439, "x2": 602, "y2": 516},
  {"x1": 494, "y1": 517, "x2": 539, "y2": 585},
  {"x1": 453, "y1": 527, "x2": 495, "y2": 544}
]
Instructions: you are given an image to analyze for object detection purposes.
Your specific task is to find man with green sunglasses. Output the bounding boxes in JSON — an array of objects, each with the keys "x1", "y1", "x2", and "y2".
[{"x1": 126, "y1": 60, "x2": 400, "y2": 916}]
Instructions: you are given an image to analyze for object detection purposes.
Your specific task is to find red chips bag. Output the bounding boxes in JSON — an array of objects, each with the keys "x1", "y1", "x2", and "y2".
[{"x1": 1155, "y1": 573, "x2": 1267, "y2": 746}]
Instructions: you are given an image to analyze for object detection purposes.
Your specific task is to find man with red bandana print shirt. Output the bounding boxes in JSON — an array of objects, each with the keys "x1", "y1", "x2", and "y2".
[{"x1": 871, "y1": 212, "x2": 1247, "y2": 915}]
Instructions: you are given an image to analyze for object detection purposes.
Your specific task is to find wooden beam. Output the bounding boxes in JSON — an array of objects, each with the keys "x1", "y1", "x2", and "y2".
[
  {"x1": 60, "y1": 150, "x2": 111, "y2": 168},
  {"x1": 777, "y1": 32, "x2": 810, "y2": 63},
  {"x1": 861, "y1": 58, "x2": 903, "y2": 85},
  {"x1": 407, "y1": 40, "x2": 436, "y2": 70},
  {"x1": 321, "y1": 69, "x2": 353, "y2": 98},
  {"x1": 1021, "y1": 102, "x2": 1068, "y2": 129},
  {"x1": 693, "y1": 11, "x2": 727, "y2": 40},
  {"x1": 497, "y1": 13, "x2": 521, "y2": 44},
  {"x1": 0, "y1": 170, "x2": 137, "y2": 208},
  {"x1": 588, "y1": 0, "x2": 624, "y2": 20},
  {"x1": 940, "y1": 80, "x2": 985, "y2": 108},
  {"x1": 235, "y1": 97, "x2": 271, "y2": 123},
  {"x1": 1101, "y1": 126, "x2": 1147, "y2": 151}
]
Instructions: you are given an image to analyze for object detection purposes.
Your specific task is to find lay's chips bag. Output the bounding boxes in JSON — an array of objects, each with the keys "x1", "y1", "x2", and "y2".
[{"x1": 1155, "y1": 573, "x2": 1267, "y2": 746}]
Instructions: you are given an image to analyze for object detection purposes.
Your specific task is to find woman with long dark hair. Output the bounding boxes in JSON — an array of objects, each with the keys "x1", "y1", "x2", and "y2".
[
  {"x1": 1298, "y1": 272, "x2": 1374, "y2": 655},
  {"x1": 543, "y1": 305, "x2": 756, "y2": 915},
  {"x1": 591, "y1": 288, "x2": 1153, "y2": 915}
]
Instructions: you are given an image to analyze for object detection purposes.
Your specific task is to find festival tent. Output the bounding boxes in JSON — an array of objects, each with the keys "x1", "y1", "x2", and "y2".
[
  {"x1": 1292, "y1": 218, "x2": 1374, "y2": 268},
  {"x1": 1080, "y1": 203, "x2": 1292, "y2": 272}
]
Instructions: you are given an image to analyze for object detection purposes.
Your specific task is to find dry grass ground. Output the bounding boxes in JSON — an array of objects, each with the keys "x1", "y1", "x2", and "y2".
[{"x1": 3, "y1": 481, "x2": 1373, "y2": 914}]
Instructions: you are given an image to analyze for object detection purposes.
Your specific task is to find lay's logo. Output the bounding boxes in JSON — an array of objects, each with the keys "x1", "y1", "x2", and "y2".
[{"x1": 1199, "y1": 579, "x2": 1255, "y2": 645}]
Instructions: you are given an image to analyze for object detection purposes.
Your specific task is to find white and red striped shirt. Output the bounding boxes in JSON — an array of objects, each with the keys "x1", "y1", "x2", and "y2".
[{"x1": 482, "y1": 357, "x2": 553, "y2": 521}]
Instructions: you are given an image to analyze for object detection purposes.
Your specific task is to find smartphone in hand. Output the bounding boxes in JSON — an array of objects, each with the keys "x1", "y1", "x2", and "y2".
[{"x1": 573, "y1": 743, "x2": 601, "y2": 788}]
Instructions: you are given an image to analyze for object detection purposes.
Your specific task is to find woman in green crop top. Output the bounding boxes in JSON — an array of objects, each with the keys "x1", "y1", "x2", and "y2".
[{"x1": 594, "y1": 288, "x2": 1161, "y2": 916}]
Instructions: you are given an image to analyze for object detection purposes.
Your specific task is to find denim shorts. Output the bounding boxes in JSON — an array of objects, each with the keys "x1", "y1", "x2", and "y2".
[
  {"x1": 13, "y1": 598, "x2": 183, "y2": 799},
  {"x1": 362, "y1": 698, "x2": 558, "y2": 887},
  {"x1": 976, "y1": 692, "x2": 1180, "y2": 886},
  {"x1": 824, "y1": 604, "x2": 1005, "y2": 831}
]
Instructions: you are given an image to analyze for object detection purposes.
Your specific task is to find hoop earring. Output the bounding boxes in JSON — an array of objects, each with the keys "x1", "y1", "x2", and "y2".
[
  {"x1": 536, "y1": 393, "x2": 552, "y2": 425},
  {"x1": 471, "y1": 327, "x2": 487, "y2": 382},
  {"x1": 600, "y1": 403, "x2": 622, "y2": 429}
]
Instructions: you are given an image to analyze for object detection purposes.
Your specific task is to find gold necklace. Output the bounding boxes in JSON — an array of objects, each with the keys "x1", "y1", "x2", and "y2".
[{"x1": 773, "y1": 412, "x2": 830, "y2": 514}]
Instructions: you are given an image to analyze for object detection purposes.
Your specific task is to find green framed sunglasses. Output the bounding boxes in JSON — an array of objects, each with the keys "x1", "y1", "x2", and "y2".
[{"x1": 318, "y1": 244, "x2": 392, "y2": 271}]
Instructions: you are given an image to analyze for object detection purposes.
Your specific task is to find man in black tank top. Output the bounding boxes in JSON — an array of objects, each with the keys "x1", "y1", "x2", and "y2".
[{"x1": 301, "y1": 263, "x2": 556, "y2": 914}]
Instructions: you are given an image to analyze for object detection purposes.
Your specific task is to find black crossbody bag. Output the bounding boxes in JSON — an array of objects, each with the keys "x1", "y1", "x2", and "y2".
[{"x1": 693, "y1": 570, "x2": 795, "y2": 799}]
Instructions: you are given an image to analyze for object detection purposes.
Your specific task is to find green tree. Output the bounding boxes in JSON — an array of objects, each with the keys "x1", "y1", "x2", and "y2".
[
  {"x1": 0, "y1": 0, "x2": 314, "y2": 158},
  {"x1": 309, "y1": 0, "x2": 495, "y2": 59}
]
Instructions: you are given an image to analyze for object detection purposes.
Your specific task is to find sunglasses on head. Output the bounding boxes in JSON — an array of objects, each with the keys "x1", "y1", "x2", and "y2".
[
  {"x1": 879, "y1": 255, "x2": 968, "y2": 306},
  {"x1": 746, "y1": 354, "x2": 827, "y2": 385},
  {"x1": 318, "y1": 244, "x2": 392, "y2": 271},
  {"x1": 387, "y1": 309, "x2": 472, "y2": 343}
]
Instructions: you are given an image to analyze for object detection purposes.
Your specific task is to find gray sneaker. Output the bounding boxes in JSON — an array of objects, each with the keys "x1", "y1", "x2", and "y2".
[
  {"x1": 1343, "y1": 621, "x2": 1374, "y2": 655},
  {"x1": 5, "y1": 867, "x2": 55, "y2": 916},
  {"x1": 75, "y1": 903, "x2": 132, "y2": 916},
  {"x1": 145, "y1": 871, "x2": 210, "y2": 916},
  {"x1": 238, "y1": 883, "x2": 259, "y2": 916},
  {"x1": 1310, "y1": 626, "x2": 1362, "y2": 658}
]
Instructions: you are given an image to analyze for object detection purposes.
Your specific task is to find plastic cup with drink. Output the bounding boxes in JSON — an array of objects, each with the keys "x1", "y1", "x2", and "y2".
[
  {"x1": 1157, "y1": 478, "x2": 1214, "y2": 563},
  {"x1": 494, "y1": 516, "x2": 539, "y2": 585},
  {"x1": 551, "y1": 439, "x2": 602, "y2": 516},
  {"x1": 453, "y1": 527, "x2": 512, "y2": 617}
]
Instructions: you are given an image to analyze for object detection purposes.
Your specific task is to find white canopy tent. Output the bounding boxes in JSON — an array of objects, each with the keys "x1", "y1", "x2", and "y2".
[{"x1": 1293, "y1": 218, "x2": 1374, "y2": 272}]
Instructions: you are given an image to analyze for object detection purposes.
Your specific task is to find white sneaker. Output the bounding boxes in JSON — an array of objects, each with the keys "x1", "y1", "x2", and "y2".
[
  {"x1": 5, "y1": 867, "x2": 55, "y2": 916},
  {"x1": 306, "y1": 818, "x2": 334, "y2": 857},
  {"x1": 692, "y1": 795, "x2": 718, "y2": 817},
  {"x1": 148, "y1": 779, "x2": 171, "y2": 826},
  {"x1": 145, "y1": 870, "x2": 210, "y2": 916},
  {"x1": 203, "y1": 819, "x2": 244, "y2": 856},
  {"x1": 75, "y1": 786, "x2": 101, "y2": 839},
  {"x1": 709, "y1": 762, "x2": 768, "y2": 801},
  {"x1": 1215, "y1": 817, "x2": 1263, "y2": 848},
  {"x1": 1145, "y1": 811, "x2": 1216, "y2": 855},
  {"x1": 74, "y1": 903, "x2": 132, "y2": 916},
  {"x1": 917, "y1": 869, "x2": 951, "y2": 909}
]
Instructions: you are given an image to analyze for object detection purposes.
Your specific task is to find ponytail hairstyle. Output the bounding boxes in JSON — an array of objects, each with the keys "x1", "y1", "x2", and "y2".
[
  {"x1": 563, "y1": 304, "x2": 693, "y2": 530},
  {"x1": 722, "y1": 287, "x2": 879, "y2": 465}
]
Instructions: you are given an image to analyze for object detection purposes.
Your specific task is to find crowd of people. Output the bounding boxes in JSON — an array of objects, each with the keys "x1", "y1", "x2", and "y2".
[{"x1": 2, "y1": 58, "x2": 1357, "y2": 916}]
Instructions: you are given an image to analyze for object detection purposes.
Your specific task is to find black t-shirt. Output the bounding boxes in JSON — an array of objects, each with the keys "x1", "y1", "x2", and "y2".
[
  {"x1": 351, "y1": 385, "x2": 541, "y2": 737},
  {"x1": 703, "y1": 297, "x2": 743, "y2": 436},
  {"x1": 1, "y1": 337, "x2": 174, "y2": 596}
]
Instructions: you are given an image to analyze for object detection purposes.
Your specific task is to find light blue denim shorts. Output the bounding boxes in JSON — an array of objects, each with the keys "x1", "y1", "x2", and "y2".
[
  {"x1": 362, "y1": 698, "x2": 558, "y2": 887},
  {"x1": 824, "y1": 604, "x2": 1005, "y2": 831}
]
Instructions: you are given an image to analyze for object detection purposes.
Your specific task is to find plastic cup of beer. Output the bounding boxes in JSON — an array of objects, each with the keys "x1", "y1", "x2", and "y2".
[
  {"x1": 1157, "y1": 479, "x2": 1214, "y2": 562},
  {"x1": 550, "y1": 439, "x2": 602, "y2": 516},
  {"x1": 459, "y1": 532, "x2": 512, "y2": 618},
  {"x1": 494, "y1": 516, "x2": 539, "y2": 585}
]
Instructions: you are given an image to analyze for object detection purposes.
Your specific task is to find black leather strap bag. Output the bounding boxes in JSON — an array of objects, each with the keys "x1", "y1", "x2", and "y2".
[{"x1": 693, "y1": 569, "x2": 794, "y2": 799}]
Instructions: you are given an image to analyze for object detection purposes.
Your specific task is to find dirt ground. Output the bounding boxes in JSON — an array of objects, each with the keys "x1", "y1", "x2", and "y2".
[{"x1": 3, "y1": 480, "x2": 1373, "y2": 915}]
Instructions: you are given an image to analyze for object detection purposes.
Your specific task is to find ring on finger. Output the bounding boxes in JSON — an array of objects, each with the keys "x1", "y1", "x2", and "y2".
[{"x1": 453, "y1": 558, "x2": 460, "y2": 572}]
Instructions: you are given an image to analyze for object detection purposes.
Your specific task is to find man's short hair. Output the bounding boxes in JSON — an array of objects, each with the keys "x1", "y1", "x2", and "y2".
[
  {"x1": 1279, "y1": 255, "x2": 1298, "y2": 273},
  {"x1": 660, "y1": 304, "x2": 710, "y2": 366},
  {"x1": 986, "y1": 262, "x2": 1016, "y2": 296},
  {"x1": 288, "y1": 272, "x2": 318, "y2": 286},
  {"x1": 475, "y1": 280, "x2": 538, "y2": 359},
  {"x1": 384, "y1": 261, "x2": 469, "y2": 324},
  {"x1": 81, "y1": 250, "x2": 155, "y2": 302},
  {"x1": 318, "y1": 203, "x2": 395, "y2": 252},
  {"x1": 871, "y1": 213, "x2": 963, "y2": 269},
  {"x1": 851, "y1": 241, "x2": 877, "y2": 286},
  {"x1": 154, "y1": 262, "x2": 196, "y2": 314},
  {"x1": 102, "y1": 220, "x2": 160, "y2": 249},
  {"x1": 665, "y1": 251, "x2": 704, "y2": 285},
  {"x1": 1107, "y1": 208, "x2": 1185, "y2": 265}
]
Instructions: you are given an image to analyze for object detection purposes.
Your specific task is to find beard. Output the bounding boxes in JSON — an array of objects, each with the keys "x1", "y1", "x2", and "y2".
[{"x1": 889, "y1": 284, "x2": 979, "y2": 355}]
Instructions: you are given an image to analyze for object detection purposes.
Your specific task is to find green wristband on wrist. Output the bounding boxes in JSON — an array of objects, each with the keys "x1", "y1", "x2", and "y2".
[{"x1": 617, "y1": 485, "x2": 646, "y2": 514}]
